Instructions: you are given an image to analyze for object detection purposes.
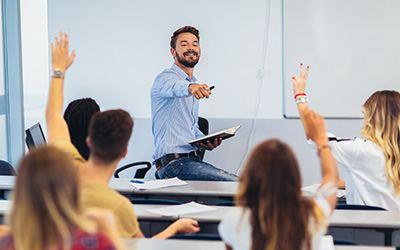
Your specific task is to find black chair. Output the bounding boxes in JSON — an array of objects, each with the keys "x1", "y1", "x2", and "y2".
[
  {"x1": 130, "y1": 199, "x2": 182, "y2": 205},
  {"x1": 114, "y1": 161, "x2": 151, "y2": 179},
  {"x1": 0, "y1": 160, "x2": 16, "y2": 176},
  {"x1": 215, "y1": 201, "x2": 235, "y2": 206},
  {"x1": 336, "y1": 204, "x2": 386, "y2": 211},
  {"x1": 197, "y1": 117, "x2": 209, "y2": 161},
  {"x1": 169, "y1": 233, "x2": 221, "y2": 241},
  {"x1": 114, "y1": 117, "x2": 210, "y2": 179},
  {"x1": 333, "y1": 238, "x2": 360, "y2": 245}
]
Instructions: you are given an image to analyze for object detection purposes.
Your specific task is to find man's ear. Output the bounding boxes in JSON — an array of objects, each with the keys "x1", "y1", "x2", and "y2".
[{"x1": 170, "y1": 47, "x2": 176, "y2": 58}]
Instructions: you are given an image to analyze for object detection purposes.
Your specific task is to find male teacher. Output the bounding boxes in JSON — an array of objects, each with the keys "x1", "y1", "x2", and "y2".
[{"x1": 151, "y1": 26, "x2": 237, "y2": 181}]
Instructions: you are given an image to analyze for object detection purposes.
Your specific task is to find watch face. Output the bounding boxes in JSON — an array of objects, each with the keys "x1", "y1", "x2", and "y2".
[{"x1": 53, "y1": 70, "x2": 64, "y2": 78}]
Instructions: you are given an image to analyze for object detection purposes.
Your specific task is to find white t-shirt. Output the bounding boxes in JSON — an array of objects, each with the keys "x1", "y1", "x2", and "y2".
[
  {"x1": 311, "y1": 133, "x2": 400, "y2": 211},
  {"x1": 218, "y1": 184, "x2": 333, "y2": 250}
]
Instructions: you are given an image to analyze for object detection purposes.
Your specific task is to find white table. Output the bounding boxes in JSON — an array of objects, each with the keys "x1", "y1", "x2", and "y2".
[
  {"x1": 108, "y1": 178, "x2": 238, "y2": 204},
  {"x1": 122, "y1": 238, "x2": 395, "y2": 250}
]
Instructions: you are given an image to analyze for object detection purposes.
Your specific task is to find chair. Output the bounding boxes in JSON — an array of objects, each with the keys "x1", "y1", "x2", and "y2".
[
  {"x1": 114, "y1": 161, "x2": 151, "y2": 179},
  {"x1": 114, "y1": 117, "x2": 210, "y2": 179},
  {"x1": 168, "y1": 233, "x2": 222, "y2": 241},
  {"x1": 197, "y1": 117, "x2": 209, "y2": 161},
  {"x1": 215, "y1": 201, "x2": 235, "y2": 206},
  {"x1": 0, "y1": 161, "x2": 16, "y2": 176},
  {"x1": 336, "y1": 204, "x2": 386, "y2": 211},
  {"x1": 130, "y1": 199, "x2": 182, "y2": 205},
  {"x1": 333, "y1": 238, "x2": 360, "y2": 245}
]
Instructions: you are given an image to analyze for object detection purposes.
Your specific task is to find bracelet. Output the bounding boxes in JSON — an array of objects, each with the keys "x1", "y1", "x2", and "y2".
[
  {"x1": 317, "y1": 144, "x2": 330, "y2": 156},
  {"x1": 295, "y1": 96, "x2": 308, "y2": 105},
  {"x1": 294, "y1": 93, "x2": 306, "y2": 99}
]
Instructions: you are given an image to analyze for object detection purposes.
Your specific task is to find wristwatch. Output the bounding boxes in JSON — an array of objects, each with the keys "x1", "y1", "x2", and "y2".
[
  {"x1": 295, "y1": 96, "x2": 309, "y2": 105},
  {"x1": 52, "y1": 70, "x2": 64, "y2": 79}
]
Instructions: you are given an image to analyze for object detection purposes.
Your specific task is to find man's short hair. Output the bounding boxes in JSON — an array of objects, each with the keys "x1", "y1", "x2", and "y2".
[
  {"x1": 88, "y1": 109, "x2": 133, "y2": 163},
  {"x1": 170, "y1": 26, "x2": 200, "y2": 49}
]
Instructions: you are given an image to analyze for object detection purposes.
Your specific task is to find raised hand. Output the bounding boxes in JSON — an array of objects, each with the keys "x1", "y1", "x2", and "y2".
[
  {"x1": 51, "y1": 31, "x2": 76, "y2": 73},
  {"x1": 292, "y1": 63, "x2": 309, "y2": 96}
]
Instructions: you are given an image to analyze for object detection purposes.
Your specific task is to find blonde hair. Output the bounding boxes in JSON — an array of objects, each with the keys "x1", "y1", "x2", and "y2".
[
  {"x1": 236, "y1": 139, "x2": 325, "y2": 250},
  {"x1": 10, "y1": 146, "x2": 93, "y2": 250},
  {"x1": 361, "y1": 90, "x2": 400, "y2": 195}
]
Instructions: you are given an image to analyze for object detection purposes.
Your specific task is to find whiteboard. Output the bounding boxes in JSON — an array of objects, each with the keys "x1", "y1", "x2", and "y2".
[
  {"x1": 283, "y1": 0, "x2": 400, "y2": 118},
  {"x1": 47, "y1": 0, "x2": 269, "y2": 119}
]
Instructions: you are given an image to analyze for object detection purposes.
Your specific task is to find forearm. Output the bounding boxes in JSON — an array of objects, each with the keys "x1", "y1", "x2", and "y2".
[
  {"x1": 158, "y1": 79, "x2": 191, "y2": 98},
  {"x1": 151, "y1": 223, "x2": 177, "y2": 239},
  {"x1": 46, "y1": 76, "x2": 69, "y2": 143},
  {"x1": 297, "y1": 102, "x2": 310, "y2": 139}
]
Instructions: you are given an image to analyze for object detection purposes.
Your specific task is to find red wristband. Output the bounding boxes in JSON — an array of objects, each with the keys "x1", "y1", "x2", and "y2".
[{"x1": 294, "y1": 93, "x2": 306, "y2": 99}]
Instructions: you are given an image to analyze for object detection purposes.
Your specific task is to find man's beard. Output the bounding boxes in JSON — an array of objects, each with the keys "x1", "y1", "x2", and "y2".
[{"x1": 176, "y1": 50, "x2": 200, "y2": 68}]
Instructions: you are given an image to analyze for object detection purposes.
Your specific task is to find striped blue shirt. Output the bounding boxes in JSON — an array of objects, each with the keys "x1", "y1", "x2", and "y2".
[{"x1": 151, "y1": 64, "x2": 204, "y2": 160}]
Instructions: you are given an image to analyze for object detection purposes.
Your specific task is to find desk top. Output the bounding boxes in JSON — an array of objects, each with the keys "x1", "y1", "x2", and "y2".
[
  {"x1": 134, "y1": 204, "x2": 232, "y2": 222},
  {"x1": 135, "y1": 204, "x2": 400, "y2": 230},
  {"x1": 108, "y1": 178, "x2": 239, "y2": 197},
  {"x1": 330, "y1": 210, "x2": 400, "y2": 228},
  {"x1": 122, "y1": 238, "x2": 395, "y2": 250}
]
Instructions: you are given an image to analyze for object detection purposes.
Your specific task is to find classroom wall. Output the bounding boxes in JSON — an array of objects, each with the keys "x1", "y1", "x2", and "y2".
[{"x1": 20, "y1": 0, "x2": 366, "y2": 183}]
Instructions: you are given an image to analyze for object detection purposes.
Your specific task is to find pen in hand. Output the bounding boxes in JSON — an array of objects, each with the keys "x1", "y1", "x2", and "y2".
[{"x1": 209, "y1": 86, "x2": 215, "y2": 90}]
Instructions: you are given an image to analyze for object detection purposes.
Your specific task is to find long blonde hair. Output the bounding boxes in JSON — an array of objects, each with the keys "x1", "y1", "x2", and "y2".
[
  {"x1": 361, "y1": 90, "x2": 400, "y2": 194},
  {"x1": 236, "y1": 139, "x2": 324, "y2": 250},
  {"x1": 10, "y1": 146, "x2": 92, "y2": 250}
]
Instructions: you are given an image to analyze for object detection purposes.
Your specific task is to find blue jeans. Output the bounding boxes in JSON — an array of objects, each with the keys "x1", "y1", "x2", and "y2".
[{"x1": 157, "y1": 155, "x2": 238, "y2": 181}]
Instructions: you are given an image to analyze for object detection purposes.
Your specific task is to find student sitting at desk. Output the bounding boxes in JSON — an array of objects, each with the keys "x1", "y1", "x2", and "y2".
[
  {"x1": 0, "y1": 146, "x2": 125, "y2": 250},
  {"x1": 293, "y1": 64, "x2": 400, "y2": 211},
  {"x1": 46, "y1": 31, "x2": 199, "y2": 238},
  {"x1": 218, "y1": 109, "x2": 338, "y2": 250}
]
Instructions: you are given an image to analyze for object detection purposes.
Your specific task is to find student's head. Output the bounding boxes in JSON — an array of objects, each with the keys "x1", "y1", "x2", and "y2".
[
  {"x1": 236, "y1": 139, "x2": 314, "y2": 250},
  {"x1": 64, "y1": 98, "x2": 100, "y2": 160},
  {"x1": 361, "y1": 90, "x2": 400, "y2": 194},
  {"x1": 170, "y1": 26, "x2": 201, "y2": 68},
  {"x1": 88, "y1": 109, "x2": 134, "y2": 164},
  {"x1": 362, "y1": 90, "x2": 400, "y2": 139},
  {"x1": 10, "y1": 146, "x2": 87, "y2": 250}
]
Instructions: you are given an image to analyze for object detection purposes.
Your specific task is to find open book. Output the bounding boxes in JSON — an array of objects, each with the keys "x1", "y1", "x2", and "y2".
[{"x1": 189, "y1": 125, "x2": 241, "y2": 146}]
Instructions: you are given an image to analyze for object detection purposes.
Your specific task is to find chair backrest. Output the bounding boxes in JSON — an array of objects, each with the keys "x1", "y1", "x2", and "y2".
[
  {"x1": 0, "y1": 161, "x2": 16, "y2": 176},
  {"x1": 130, "y1": 199, "x2": 182, "y2": 205},
  {"x1": 168, "y1": 233, "x2": 222, "y2": 241},
  {"x1": 333, "y1": 238, "x2": 360, "y2": 245},
  {"x1": 336, "y1": 204, "x2": 387, "y2": 211},
  {"x1": 114, "y1": 161, "x2": 151, "y2": 179},
  {"x1": 216, "y1": 201, "x2": 235, "y2": 206},
  {"x1": 197, "y1": 117, "x2": 209, "y2": 161}
]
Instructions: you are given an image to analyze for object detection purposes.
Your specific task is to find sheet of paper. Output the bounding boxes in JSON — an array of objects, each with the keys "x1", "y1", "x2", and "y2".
[
  {"x1": 302, "y1": 183, "x2": 346, "y2": 198},
  {"x1": 318, "y1": 235, "x2": 335, "y2": 250},
  {"x1": 130, "y1": 177, "x2": 188, "y2": 190},
  {"x1": 146, "y1": 201, "x2": 217, "y2": 217}
]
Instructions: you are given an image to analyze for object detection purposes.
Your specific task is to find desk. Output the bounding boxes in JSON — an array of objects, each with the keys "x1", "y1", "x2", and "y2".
[
  {"x1": 134, "y1": 204, "x2": 231, "y2": 237},
  {"x1": 108, "y1": 178, "x2": 238, "y2": 204},
  {"x1": 134, "y1": 204, "x2": 400, "y2": 246},
  {"x1": 122, "y1": 238, "x2": 395, "y2": 250}
]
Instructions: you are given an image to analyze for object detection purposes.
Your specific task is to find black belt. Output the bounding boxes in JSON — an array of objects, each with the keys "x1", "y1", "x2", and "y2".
[{"x1": 155, "y1": 151, "x2": 198, "y2": 170}]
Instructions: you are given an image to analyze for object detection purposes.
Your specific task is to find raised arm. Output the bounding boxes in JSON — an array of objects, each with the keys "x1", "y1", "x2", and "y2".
[
  {"x1": 300, "y1": 108, "x2": 338, "y2": 211},
  {"x1": 46, "y1": 31, "x2": 75, "y2": 143}
]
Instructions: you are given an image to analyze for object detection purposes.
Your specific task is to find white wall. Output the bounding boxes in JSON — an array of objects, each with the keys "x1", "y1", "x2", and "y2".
[{"x1": 20, "y1": 0, "x2": 364, "y2": 183}]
